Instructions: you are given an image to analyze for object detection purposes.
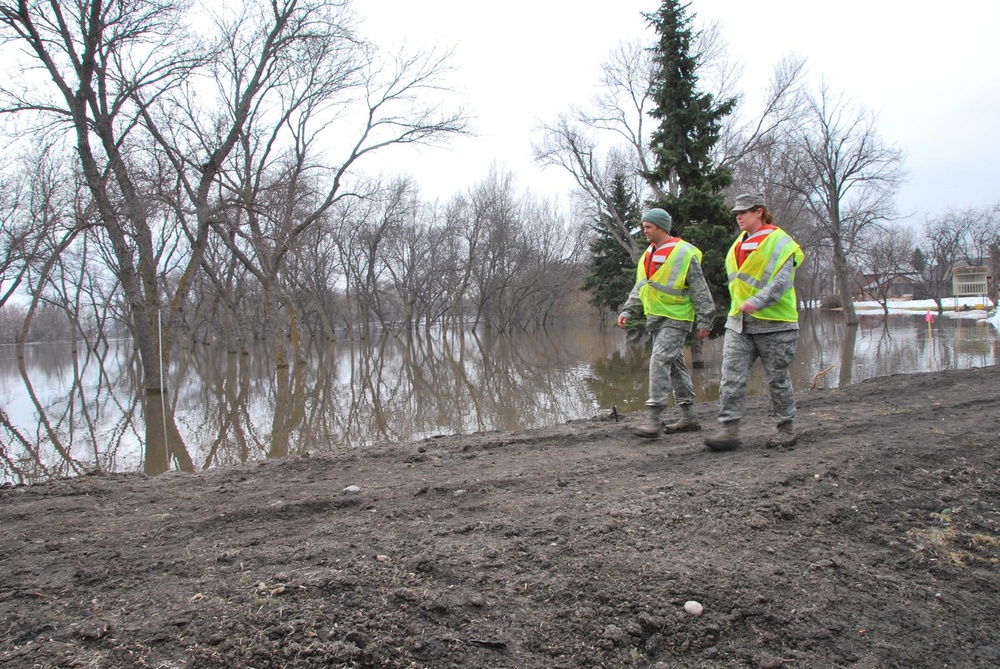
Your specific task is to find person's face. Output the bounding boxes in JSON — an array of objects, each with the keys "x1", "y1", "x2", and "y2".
[
  {"x1": 735, "y1": 206, "x2": 764, "y2": 234},
  {"x1": 642, "y1": 220, "x2": 669, "y2": 244}
]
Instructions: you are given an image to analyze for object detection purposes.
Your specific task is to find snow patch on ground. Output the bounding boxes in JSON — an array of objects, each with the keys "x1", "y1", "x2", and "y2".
[{"x1": 854, "y1": 296, "x2": 998, "y2": 329}]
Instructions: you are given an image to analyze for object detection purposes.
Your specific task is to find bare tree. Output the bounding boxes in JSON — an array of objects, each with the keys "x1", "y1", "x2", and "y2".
[
  {"x1": 796, "y1": 243, "x2": 835, "y2": 309},
  {"x1": 466, "y1": 168, "x2": 525, "y2": 330},
  {"x1": 854, "y1": 223, "x2": 915, "y2": 314},
  {"x1": 0, "y1": 0, "x2": 231, "y2": 386},
  {"x1": 287, "y1": 208, "x2": 347, "y2": 341},
  {"x1": 459, "y1": 168, "x2": 582, "y2": 332},
  {"x1": 440, "y1": 192, "x2": 483, "y2": 331},
  {"x1": 182, "y1": 233, "x2": 258, "y2": 351},
  {"x1": 533, "y1": 40, "x2": 662, "y2": 264},
  {"x1": 191, "y1": 20, "x2": 465, "y2": 363},
  {"x1": 717, "y1": 56, "x2": 808, "y2": 171},
  {"x1": 411, "y1": 207, "x2": 470, "y2": 330},
  {"x1": 534, "y1": 118, "x2": 636, "y2": 256},
  {"x1": 332, "y1": 180, "x2": 413, "y2": 338},
  {"x1": 0, "y1": 170, "x2": 30, "y2": 309},
  {"x1": 516, "y1": 196, "x2": 586, "y2": 327},
  {"x1": 5, "y1": 147, "x2": 95, "y2": 356},
  {"x1": 0, "y1": 0, "x2": 213, "y2": 390},
  {"x1": 782, "y1": 83, "x2": 905, "y2": 324},
  {"x1": 0, "y1": 146, "x2": 88, "y2": 315},
  {"x1": 0, "y1": 0, "x2": 467, "y2": 381},
  {"x1": 915, "y1": 205, "x2": 1000, "y2": 313},
  {"x1": 961, "y1": 203, "x2": 1000, "y2": 267},
  {"x1": 913, "y1": 213, "x2": 965, "y2": 314},
  {"x1": 381, "y1": 196, "x2": 461, "y2": 332}
]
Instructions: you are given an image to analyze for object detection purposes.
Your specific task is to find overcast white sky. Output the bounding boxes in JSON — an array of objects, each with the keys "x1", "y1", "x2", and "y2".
[{"x1": 358, "y1": 0, "x2": 1000, "y2": 221}]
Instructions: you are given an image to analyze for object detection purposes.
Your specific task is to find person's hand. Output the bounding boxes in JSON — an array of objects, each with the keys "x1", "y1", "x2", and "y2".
[
  {"x1": 740, "y1": 302, "x2": 758, "y2": 315},
  {"x1": 617, "y1": 315, "x2": 628, "y2": 329},
  {"x1": 696, "y1": 328, "x2": 711, "y2": 340}
]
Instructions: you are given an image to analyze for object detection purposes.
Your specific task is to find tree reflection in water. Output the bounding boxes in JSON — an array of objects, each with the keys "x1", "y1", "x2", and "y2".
[{"x1": 1, "y1": 313, "x2": 997, "y2": 483}]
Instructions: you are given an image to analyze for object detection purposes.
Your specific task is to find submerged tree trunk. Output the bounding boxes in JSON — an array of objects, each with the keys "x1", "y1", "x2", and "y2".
[
  {"x1": 689, "y1": 339, "x2": 705, "y2": 368},
  {"x1": 142, "y1": 389, "x2": 194, "y2": 476},
  {"x1": 832, "y1": 237, "x2": 859, "y2": 325},
  {"x1": 838, "y1": 323, "x2": 859, "y2": 388}
]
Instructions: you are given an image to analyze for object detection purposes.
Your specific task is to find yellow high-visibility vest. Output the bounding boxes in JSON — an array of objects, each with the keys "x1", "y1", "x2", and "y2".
[
  {"x1": 725, "y1": 227, "x2": 803, "y2": 322},
  {"x1": 636, "y1": 239, "x2": 701, "y2": 321}
]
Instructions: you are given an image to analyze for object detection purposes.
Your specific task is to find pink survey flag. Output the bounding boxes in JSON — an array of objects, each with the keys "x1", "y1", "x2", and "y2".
[{"x1": 925, "y1": 311, "x2": 933, "y2": 323}]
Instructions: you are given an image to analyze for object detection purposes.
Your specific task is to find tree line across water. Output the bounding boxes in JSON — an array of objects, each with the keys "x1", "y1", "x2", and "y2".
[{"x1": 0, "y1": 0, "x2": 997, "y2": 393}]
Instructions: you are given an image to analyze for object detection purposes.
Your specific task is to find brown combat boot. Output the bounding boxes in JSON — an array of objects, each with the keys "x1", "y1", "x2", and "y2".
[
  {"x1": 634, "y1": 406, "x2": 664, "y2": 438},
  {"x1": 662, "y1": 404, "x2": 701, "y2": 433},
  {"x1": 704, "y1": 420, "x2": 740, "y2": 451},
  {"x1": 767, "y1": 421, "x2": 797, "y2": 448}
]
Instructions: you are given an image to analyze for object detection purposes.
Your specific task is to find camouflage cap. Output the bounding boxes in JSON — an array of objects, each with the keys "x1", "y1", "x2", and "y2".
[{"x1": 730, "y1": 192, "x2": 766, "y2": 213}]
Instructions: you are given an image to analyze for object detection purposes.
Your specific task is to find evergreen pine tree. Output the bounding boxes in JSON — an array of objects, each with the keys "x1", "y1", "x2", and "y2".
[
  {"x1": 581, "y1": 173, "x2": 643, "y2": 315},
  {"x1": 644, "y1": 0, "x2": 737, "y2": 320}
]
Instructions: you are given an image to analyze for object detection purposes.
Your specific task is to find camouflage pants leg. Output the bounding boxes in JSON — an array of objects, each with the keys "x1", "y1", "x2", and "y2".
[
  {"x1": 647, "y1": 326, "x2": 695, "y2": 409},
  {"x1": 718, "y1": 329, "x2": 798, "y2": 424}
]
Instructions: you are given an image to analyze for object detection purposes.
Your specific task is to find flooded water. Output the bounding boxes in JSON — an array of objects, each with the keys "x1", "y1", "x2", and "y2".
[{"x1": 2, "y1": 311, "x2": 997, "y2": 484}]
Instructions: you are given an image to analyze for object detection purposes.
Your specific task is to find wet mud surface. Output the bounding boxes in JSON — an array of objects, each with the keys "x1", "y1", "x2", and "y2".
[{"x1": 2, "y1": 366, "x2": 999, "y2": 668}]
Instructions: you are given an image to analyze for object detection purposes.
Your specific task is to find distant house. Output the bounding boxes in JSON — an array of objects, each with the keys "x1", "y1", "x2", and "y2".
[
  {"x1": 848, "y1": 258, "x2": 996, "y2": 305},
  {"x1": 949, "y1": 262, "x2": 993, "y2": 303},
  {"x1": 952, "y1": 263, "x2": 992, "y2": 302},
  {"x1": 853, "y1": 272, "x2": 919, "y2": 302}
]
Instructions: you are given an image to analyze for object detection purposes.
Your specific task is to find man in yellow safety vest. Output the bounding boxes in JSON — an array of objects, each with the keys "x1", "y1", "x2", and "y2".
[{"x1": 617, "y1": 208, "x2": 716, "y2": 438}]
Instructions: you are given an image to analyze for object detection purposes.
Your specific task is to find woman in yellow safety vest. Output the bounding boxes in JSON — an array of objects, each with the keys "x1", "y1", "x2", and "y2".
[{"x1": 705, "y1": 193, "x2": 804, "y2": 452}]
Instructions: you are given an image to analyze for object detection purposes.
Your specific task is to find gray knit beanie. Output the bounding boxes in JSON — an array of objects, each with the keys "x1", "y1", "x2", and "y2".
[{"x1": 642, "y1": 208, "x2": 672, "y2": 233}]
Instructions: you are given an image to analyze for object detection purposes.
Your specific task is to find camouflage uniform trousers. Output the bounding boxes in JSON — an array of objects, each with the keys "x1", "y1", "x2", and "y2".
[
  {"x1": 717, "y1": 328, "x2": 798, "y2": 425},
  {"x1": 646, "y1": 322, "x2": 696, "y2": 410}
]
